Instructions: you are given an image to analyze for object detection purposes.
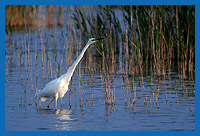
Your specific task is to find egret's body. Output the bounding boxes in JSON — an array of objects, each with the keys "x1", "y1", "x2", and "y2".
[{"x1": 35, "y1": 38, "x2": 103, "y2": 109}]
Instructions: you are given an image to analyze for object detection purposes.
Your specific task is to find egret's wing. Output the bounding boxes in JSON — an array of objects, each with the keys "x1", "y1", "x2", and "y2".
[{"x1": 40, "y1": 77, "x2": 63, "y2": 98}]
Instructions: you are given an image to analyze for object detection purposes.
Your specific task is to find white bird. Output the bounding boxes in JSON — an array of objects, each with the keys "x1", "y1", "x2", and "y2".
[{"x1": 35, "y1": 38, "x2": 103, "y2": 109}]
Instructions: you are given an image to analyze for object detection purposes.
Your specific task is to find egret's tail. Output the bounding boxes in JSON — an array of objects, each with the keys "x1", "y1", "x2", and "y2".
[
  {"x1": 34, "y1": 90, "x2": 41, "y2": 100},
  {"x1": 34, "y1": 90, "x2": 47, "y2": 102}
]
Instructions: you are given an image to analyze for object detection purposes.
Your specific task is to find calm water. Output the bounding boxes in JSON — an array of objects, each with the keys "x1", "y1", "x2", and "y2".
[{"x1": 5, "y1": 6, "x2": 195, "y2": 131}]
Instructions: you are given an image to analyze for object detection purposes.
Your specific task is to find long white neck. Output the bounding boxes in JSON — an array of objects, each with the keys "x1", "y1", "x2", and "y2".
[{"x1": 63, "y1": 41, "x2": 94, "y2": 81}]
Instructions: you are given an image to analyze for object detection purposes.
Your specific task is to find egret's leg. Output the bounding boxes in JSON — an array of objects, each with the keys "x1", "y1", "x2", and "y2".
[
  {"x1": 39, "y1": 100, "x2": 41, "y2": 110},
  {"x1": 55, "y1": 93, "x2": 58, "y2": 109},
  {"x1": 55, "y1": 99, "x2": 57, "y2": 109},
  {"x1": 47, "y1": 98, "x2": 55, "y2": 108},
  {"x1": 61, "y1": 97, "x2": 62, "y2": 108}
]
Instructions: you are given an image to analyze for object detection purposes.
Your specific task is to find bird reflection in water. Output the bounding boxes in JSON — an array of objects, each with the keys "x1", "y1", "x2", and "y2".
[
  {"x1": 39, "y1": 108, "x2": 76, "y2": 130},
  {"x1": 55, "y1": 109, "x2": 76, "y2": 130},
  {"x1": 55, "y1": 109, "x2": 75, "y2": 121}
]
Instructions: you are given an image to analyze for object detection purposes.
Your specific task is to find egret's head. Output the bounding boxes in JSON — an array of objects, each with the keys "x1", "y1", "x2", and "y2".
[{"x1": 88, "y1": 38, "x2": 104, "y2": 45}]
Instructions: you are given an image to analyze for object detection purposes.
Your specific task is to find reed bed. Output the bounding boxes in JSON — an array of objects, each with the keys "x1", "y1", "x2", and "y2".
[{"x1": 5, "y1": 5, "x2": 195, "y2": 111}]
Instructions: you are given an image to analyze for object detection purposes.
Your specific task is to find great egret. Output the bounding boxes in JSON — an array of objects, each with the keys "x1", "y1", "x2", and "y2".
[{"x1": 35, "y1": 38, "x2": 103, "y2": 109}]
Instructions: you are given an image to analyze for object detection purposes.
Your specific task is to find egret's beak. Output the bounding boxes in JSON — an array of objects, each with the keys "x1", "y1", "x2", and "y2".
[{"x1": 92, "y1": 38, "x2": 104, "y2": 41}]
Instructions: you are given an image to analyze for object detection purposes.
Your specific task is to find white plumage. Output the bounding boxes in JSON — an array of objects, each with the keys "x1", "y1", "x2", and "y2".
[{"x1": 35, "y1": 38, "x2": 103, "y2": 109}]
